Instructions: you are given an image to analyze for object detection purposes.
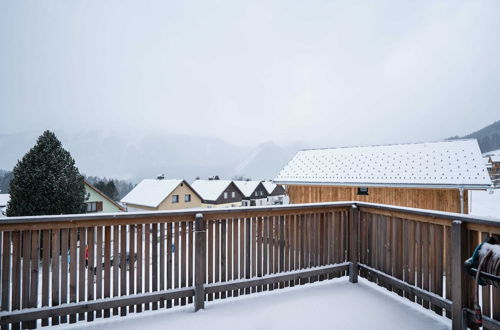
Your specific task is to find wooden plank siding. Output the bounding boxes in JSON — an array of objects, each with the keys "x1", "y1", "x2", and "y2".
[{"x1": 287, "y1": 185, "x2": 469, "y2": 214}]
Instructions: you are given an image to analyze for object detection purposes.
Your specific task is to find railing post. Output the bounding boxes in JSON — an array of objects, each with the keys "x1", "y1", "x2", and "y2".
[
  {"x1": 194, "y1": 213, "x2": 206, "y2": 311},
  {"x1": 451, "y1": 220, "x2": 467, "y2": 330},
  {"x1": 349, "y1": 204, "x2": 359, "y2": 283}
]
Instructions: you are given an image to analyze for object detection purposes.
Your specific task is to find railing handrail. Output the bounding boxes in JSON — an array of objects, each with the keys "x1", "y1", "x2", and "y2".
[
  {"x1": 0, "y1": 201, "x2": 354, "y2": 224},
  {"x1": 1, "y1": 200, "x2": 499, "y2": 227}
]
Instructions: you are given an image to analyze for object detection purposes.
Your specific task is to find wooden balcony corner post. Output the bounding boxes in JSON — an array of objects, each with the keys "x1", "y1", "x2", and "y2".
[
  {"x1": 194, "y1": 213, "x2": 206, "y2": 311},
  {"x1": 349, "y1": 204, "x2": 359, "y2": 283},
  {"x1": 451, "y1": 220, "x2": 467, "y2": 330}
]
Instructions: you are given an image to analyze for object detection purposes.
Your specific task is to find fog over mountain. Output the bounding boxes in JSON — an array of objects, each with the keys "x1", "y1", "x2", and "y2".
[{"x1": 0, "y1": 130, "x2": 302, "y2": 183}]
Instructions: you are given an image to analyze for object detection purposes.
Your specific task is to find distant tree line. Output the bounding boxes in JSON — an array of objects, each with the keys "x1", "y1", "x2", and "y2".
[
  {"x1": 448, "y1": 120, "x2": 500, "y2": 153},
  {"x1": 0, "y1": 169, "x2": 13, "y2": 194},
  {"x1": 85, "y1": 176, "x2": 135, "y2": 201}
]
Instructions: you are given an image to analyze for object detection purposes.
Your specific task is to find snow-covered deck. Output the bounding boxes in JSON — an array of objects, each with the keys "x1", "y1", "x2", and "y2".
[{"x1": 57, "y1": 278, "x2": 450, "y2": 330}]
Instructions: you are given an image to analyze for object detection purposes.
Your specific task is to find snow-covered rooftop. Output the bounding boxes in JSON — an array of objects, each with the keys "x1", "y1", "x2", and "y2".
[
  {"x1": 0, "y1": 194, "x2": 9, "y2": 207},
  {"x1": 233, "y1": 180, "x2": 262, "y2": 198},
  {"x1": 483, "y1": 149, "x2": 500, "y2": 157},
  {"x1": 263, "y1": 181, "x2": 277, "y2": 194},
  {"x1": 121, "y1": 179, "x2": 183, "y2": 208},
  {"x1": 274, "y1": 139, "x2": 492, "y2": 189},
  {"x1": 191, "y1": 180, "x2": 233, "y2": 201},
  {"x1": 491, "y1": 155, "x2": 500, "y2": 163}
]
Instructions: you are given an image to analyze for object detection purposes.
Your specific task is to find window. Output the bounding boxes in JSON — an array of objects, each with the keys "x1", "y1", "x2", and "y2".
[
  {"x1": 86, "y1": 201, "x2": 102, "y2": 213},
  {"x1": 184, "y1": 194, "x2": 191, "y2": 202},
  {"x1": 172, "y1": 195, "x2": 179, "y2": 203},
  {"x1": 357, "y1": 187, "x2": 369, "y2": 196},
  {"x1": 231, "y1": 191, "x2": 236, "y2": 198},
  {"x1": 224, "y1": 192, "x2": 228, "y2": 199}
]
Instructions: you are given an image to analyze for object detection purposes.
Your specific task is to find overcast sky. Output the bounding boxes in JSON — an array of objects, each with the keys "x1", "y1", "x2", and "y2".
[{"x1": 1, "y1": 0, "x2": 499, "y2": 148}]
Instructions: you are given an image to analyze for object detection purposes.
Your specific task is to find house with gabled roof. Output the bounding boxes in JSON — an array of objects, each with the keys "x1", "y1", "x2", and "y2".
[
  {"x1": 234, "y1": 180, "x2": 268, "y2": 206},
  {"x1": 121, "y1": 179, "x2": 202, "y2": 211},
  {"x1": 263, "y1": 181, "x2": 286, "y2": 205},
  {"x1": 191, "y1": 179, "x2": 244, "y2": 208},
  {"x1": 274, "y1": 139, "x2": 492, "y2": 213},
  {"x1": 84, "y1": 180, "x2": 125, "y2": 213}
]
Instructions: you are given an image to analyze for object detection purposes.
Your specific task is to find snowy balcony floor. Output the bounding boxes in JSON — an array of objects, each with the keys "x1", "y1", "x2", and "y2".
[{"x1": 57, "y1": 277, "x2": 450, "y2": 330}]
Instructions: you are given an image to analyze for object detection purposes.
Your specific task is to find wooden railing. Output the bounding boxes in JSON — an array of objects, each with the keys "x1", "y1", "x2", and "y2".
[{"x1": 0, "y1": 201, "x2": 499, "y2": 330}]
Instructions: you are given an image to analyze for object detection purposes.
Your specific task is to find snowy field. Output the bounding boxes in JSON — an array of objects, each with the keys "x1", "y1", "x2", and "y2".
[
  {"x1": 469, "y1": 189, "x2": 500, "y2": 218},
  {"x1": 57, "y1": 277, "x2": 450, "y2": 330}
]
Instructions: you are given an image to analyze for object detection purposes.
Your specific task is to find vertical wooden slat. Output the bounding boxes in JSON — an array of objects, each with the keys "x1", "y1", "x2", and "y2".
[
  {"x1": 136, "y1": 224, "x2": 143, "y2": 313},
  {"x1": 227, "y1": 218, "x2": 233, "y2": 297},
  {"x1": 239, "y1": 218, "x2": 244, "y2": 296},
  {"x1": 408, "y1": 221, "x2": 416, "y2": 302},
  {"x1": 245, "y1": 217, "x2": 251, "y2": 295},
  {"x1": 429, "y1": 224, "x2": 436, "y2": 310},
  {"x1": 95, "y1": 227, "x2": 103, "y2": 319},
  {"x1": 291, "y1": 214, "x2": 297, "y2": 283},
  {"x1": 274, "y1": 216, "x2": 280, "y2": 288},
  {"x1": 120, "y1": 225, "x2": 127, "y2": 316},
  {"x1": 112, "y1": 226, "x2": 119, "y2": 315},
  {"x1": 268, "y1": 216, "x2": 275, "y2": 289},
  {"x1": 256, "y1": 217, "x2": 262, "y2": 292},
  {"x1": 422, "y1": 223, "x2": 430, "y2": 309},
  {"x1": 394, "y1": 218, "x2": 403, "y2": 296},
  {"x1": 214, "y1": 220, "x2": 220, "y2": 299},
  {"x1": 251, "y1": 217, "x2": 256, "y2": 293},
  {"x1": 262, "y1": 216, "x2": 269, "y2": 291},
  {"x1": 51, "y1": 228, "x2": 61, "y2": 325},
  {"x1": 21, "y1": 231, "x2": 31, "y2": 329},
  {"x1": 128, "y1": 225, "x2": 135, "y2": 313},
  {"x1": 86, "y1": 227, "x2": 94, "y2": 322},
  {"x1": 415, "y1": 222, "x2": 423, "y2": 306},
  {"x1": 279, "y1": 215, "x2": 285, "y2": 288},
  {"x1": 78, "y1": 228, "x2": 86, "y2": 321},
  {"x1": 207, "y1": 220, "x2": 213, "y2": 301},
  {"x1": 1, "y1": 232, "x2": 11, "y2": 327},
  {"x1": 104, "y1": 226, "x2": 111, "y2": 318},
  {"x1": 451, "y1": 221, "x2": 468, "y2": 330},
  {"x1": 159, "y1": 223, "x2": 165, "y2": 309},
  {"x1": 232, "y1": 218, "x2": 239, "y2": 297},
  {"x1": 144, "y1": 224, "x2": 150, "y2": 311},
  {"x1": 11, "y1": 231, "x2": 21, "y2": 330},
  {"x1": 188, "y1": 220, "x2": 194, "y2": 304},
  {"x1": 60, "y1": 229, "x2": 68, "y2": 324},
  {"x1": 41, "y1": 230, "x2": 50, "y2": 326},
  {"x1": 220, "y1": 219, "x2": 226, "y2": 299},
  {"x1": 69, "y1": 228, "x2": 77, "y2": 324},
  {"x1": 402, "y1": 220, "x2": 409, "y2": 299},
  {"x1": 166, "y1": 222, "x2": 172, "y2": 308},
  {"x1": 151, "y1": 223, "x2": 158, "y2": 310},
  {"x1": 28, "y1": 230, "x2": 40, "y2": 329},
  {"x1": 445, "y1": 226, "x2": 452, "y2": 319},
  {"x1": 174, "y1": 222, "x2": 180, "y2": 305},
  {"x1": 181, "y1": 221, "x2": 187, "y2": 304},
  {"x1": 434, "y1": 225, "x2": 444, "y2": 315}
]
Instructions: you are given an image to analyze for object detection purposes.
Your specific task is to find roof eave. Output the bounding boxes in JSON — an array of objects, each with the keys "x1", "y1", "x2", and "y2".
[{"x1": 273, "y1": 180, "x2": 493, "y2": 190}]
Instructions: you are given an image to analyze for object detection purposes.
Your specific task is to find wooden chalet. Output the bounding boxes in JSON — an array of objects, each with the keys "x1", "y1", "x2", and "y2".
[
  {"x1": 274, "y1": 139, "x2": 492, "y2": 213},
  {"x1": 233, "y1": 180, "x2": 268, "y2": 206},
  {"x1": 191, "y1": 179, "x2": 244, "y2": 208}
]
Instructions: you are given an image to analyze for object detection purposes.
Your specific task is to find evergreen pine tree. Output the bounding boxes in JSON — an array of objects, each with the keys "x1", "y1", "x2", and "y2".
[
  {"x1": 7, "y1": 131, "x2": 85, "y2": 216},
  {"x1": 105, "y1": 181, "x2": 119, "y2": 201}
]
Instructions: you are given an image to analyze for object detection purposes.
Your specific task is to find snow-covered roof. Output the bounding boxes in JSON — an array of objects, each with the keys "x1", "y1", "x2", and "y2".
[
  {"x1": 274, "y1": 139, "x2": 492, "y2": 189},
  {"x1": 191, "y1": 180, "x2": 233, "y2": 201},
  {"x1": 263, "y1": 181, "x2": 277, "y2": 194},
  {"x1": 0, "y1": 194, "x2": 9, "y2": 207},
  {"x1": 491, "y1": 155, "x2": 500, "y2": 163},
  {"x1": 121, "y1": 179, "x2": 183, "y2": 208},
  {"x1": 233, "y1": 180, "x2": 262, "y2": 198},
  {"x1": 483, "y1": 149, "x2": 500, "y2": 157}
]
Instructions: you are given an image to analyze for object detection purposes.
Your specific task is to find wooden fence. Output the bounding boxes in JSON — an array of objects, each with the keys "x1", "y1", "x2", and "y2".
[{"x1": 0, "y1": 202, "x2": 499, "y2": 330}]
